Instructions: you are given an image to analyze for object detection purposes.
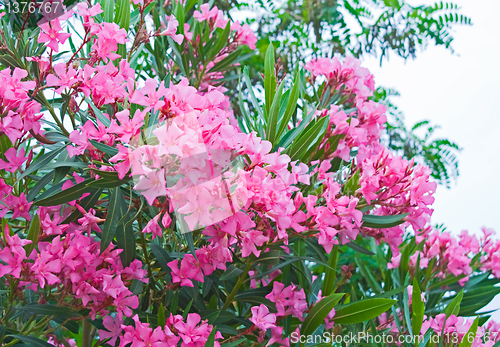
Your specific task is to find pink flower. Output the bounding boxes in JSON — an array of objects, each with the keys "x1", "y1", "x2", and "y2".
[
  {"x1": 265, "y1": 282, "x2": 293, "y2": 316},
  {"x1": 250, "y1": 304, "x2": 276, "y2": 331},
  {"x1": 46, "y1": 63, "x2": 78, "y2": 94},
  {"x1": 31, "y1": 252, "x2": 61, "y2": 288},
  {"x1": 93, "y1": 22, "x2": 128, "y2": 60},
  {"x1": 0, "y1": 147, "x2": 27, "y2": 172},
  {"x1": 193, "y1": 4, "x2": 218, "y2": 22},
  {"x1": 134, "y1": 169, "x2": 168, "y2": 205},
  {"x1": 0, "y1": 113, "x2": 24, "y2": 143},
  {"x1": 99, "y1": 316, "x2": 123, "y2": 346},
  {"x1": 108, "y1": 109, "x2": 145, "y2": 143},
  {"x1": 174, "y1": 313, "x2": 212, "y2": 346},
  {"x1": 241, "y1": 229, "x2": 269, "y2": 258},
  {"x1": 38, "y1": 19, "x2": 71, "y2": 52},
  {"x1": 231, "y1": 22, "x2": 257, "y2": 50},
  {"x1": 143, "y1": 214, "x2": 162, "y2": 240},
  {"x1": 120, "y1": 314, "x2": 166, "y2": 347},
  {"x1": 0, "y1": 226, "x2": 30, "y2": 278},
  {"x1": 67, "y1": 128, "x2": 90, "y2": 157},
  {"x1": 160, "y1": 15, "x2": 184, "y2": 44},
  {"x1": 7, "y1": 193, "x2": 32, "y2": 220}
]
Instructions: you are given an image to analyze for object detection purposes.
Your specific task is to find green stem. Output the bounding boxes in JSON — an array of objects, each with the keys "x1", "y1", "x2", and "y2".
[
  {"x1": 82, "y1": 320, "x2": 91, "y2": 347},
  {"x1": 222, "y1": 255, "x2": 255, "y2": 311}
]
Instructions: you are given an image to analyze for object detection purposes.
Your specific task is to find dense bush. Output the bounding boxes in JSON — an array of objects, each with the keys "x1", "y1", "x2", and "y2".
[{"x1": 0, "y1": 1, "x2": 497, "y2": 347}]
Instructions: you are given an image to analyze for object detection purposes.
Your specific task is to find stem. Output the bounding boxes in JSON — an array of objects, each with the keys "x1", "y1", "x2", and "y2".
[
  {"x1": 222, "y1": 255, "x2": 254, "y2": 311},
  {"x1": 82, "y1": 320, "x2": 91, "y2": 347}
]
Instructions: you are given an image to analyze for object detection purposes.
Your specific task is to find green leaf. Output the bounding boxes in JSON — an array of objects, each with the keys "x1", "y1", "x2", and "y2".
[
  {"x1": 0, "y1": 135, "x2": 13, "y2": 159},
  {"x1": 370, "y1": 286, "x2": 405, "y2": 299},
  {"x1": 18, "y1": 145, "x2": 66, "y2": 181},
  {"x1": 458, "y1": 316, "x2": 479, "y2": 347},
  {"x1": 101, "y1": 188, "x2": 124, "y2": 252},
  {"x1": 208, "y1": 50, "x2": 241, "y2": 73},
  {"x1": 34, "y1": 178, "x2": 94, "y2": 206},
  {"x1": 243, "y1": 66, "x2": 264, "y2": 121},
  {"x1": 89, "y1": 140, "x2": 119, "y2": 156},
  {"x1": 221, "y1": 338, "x2": 247, "y2": 347},
  {"x1": 276, "y1": 105, "x2": 317, "y2": 150},
  {"x1": 220, "y1": 265, "x2": 244, "y2": 281},
  {"x1": 25, "y1": 213, "x2": 40, "y2": 256},
  {"x1": 361, "y1": 213, "x2": 409, "y2": 228},
  {"x1": 286, "y1": 116, "x2": 329, "y2": 161},
  {"x1": 445, "y1": 289, "x2": 463, "y2": 318},
  {"x1": 264, "y1": 43, "x2": 276, "y2": 115},
  {"x1": 143, "y1": 1, "x2": 156, "y2": 16},
  {"x1": 206, "y1": 22, "x2": 230, "y2": 62},
  {"x1": 355, "y1": 253, "x2": 382, "y2": 294},
  {"x1": 27, "y1": 171, "x2": 54, "y2": 201},
  {"x1": 266, "y1": 80, "x2": 285, "y2": 145},
  {"x1": 346, "y1": 242, "x2": 375, "y2": 256},
  {"x1": 9, "y1": 335, "x2": 53, "y2": 347},
  {"x1": 85, "y1": 97, "x2": 111, "y2": 127},
  {"x1": 234, "y1": 296, "x2": 277, "y2": 313},
  {"x1": 103, "y1": 0, "x2": 114, "y2": 22},
  {"x1": 18, "y1": 304, "x2": 82, "y2": 318},
  {"x1": 87, "y1": 177, "x2": 130, "y2": 188},
  {"x1": 158, "y1": 304, "x2": 166, "y2": 327},
  {"x1": 322, "y1": 245, "x2": 338, "y2": 296},
  {"x1": 277, "y1": 70, "x2": 301, "y2": 140},
  {"x1": 62, "y1": 188, "x2": 103, "y2": 224},
  {"x1": 204, "y1": 326, "x2": 217, "y2": 347},
  {"x1": 119, "y1": 0, "x2": 131, "y2": 31},
  {"x1": 299, "y1": 292, "x2": 344, "y2": 344},
  {"x1": 412, "y1": 278, "x2": 425, "y2": 337},
  {"x1": 149, "y1": 243, "x2": 173, "y2": 275},
  {"x1": 344, "y1": 170, "x2": 360, "y2": 196},
  {"x1": 182, "y1": 299, "x2": 194, "y2": 320},
  {"x1": 115, "y1": 203, "x2": 136, "y2": 267},
  {"x1": 334, "y1": 298, "x2": 397, "y2": 324}
]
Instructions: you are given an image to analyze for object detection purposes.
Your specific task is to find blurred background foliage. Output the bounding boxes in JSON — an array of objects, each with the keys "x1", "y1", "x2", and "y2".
[{"x1": 216, "y1": 0, "x2": 466, "y2": 187}]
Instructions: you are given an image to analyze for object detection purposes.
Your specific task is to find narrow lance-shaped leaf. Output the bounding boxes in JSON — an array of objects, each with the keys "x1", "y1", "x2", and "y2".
[
  {"x1": 264, "y1": 43, "x2": 277, "y2": 116},
  {"x1": 276, "y1": 69, "x2": 301, "y2": 140},
  {"x1": 322, "y1": 245, "x2": 338, "y2": 296},
  {"x1": 362, "y1": 213, "x2": 409, "y2": 229},
  {"x1": 25, "y1": 213, "x2": 40, "y2": 256},
  {"x1": 101, "y1": 188, "x2": 124, "y2": 252},
  {"x1": 299, "y1": 292, "x2": 344, "y2": 343},
  {"x1": 34, "y1": 178, "x2": 95, "y2": 206},
  {"x1": 18, "y1": 145, "x2": 66, "y2": 181},
  {"x1": 266, "y1": 80, "x2": 285, "y2": 145},
  {"x1": 333, "y1": 298, "x2": 397, "y2": 324},
  {"x1": 412, "y1": 277, "x2": 425, "y2": 337},
  {"x1": 445, "y1": 289, "x2": 464, "y2": 318},
  {"x1": 115, "y1": 201, "x2": 136, "y2": 267}
]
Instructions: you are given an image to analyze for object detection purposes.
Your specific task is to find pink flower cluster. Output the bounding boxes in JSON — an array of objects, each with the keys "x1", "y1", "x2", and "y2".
[
  {"x1": 265, "y1": 282, "x2": 308, "y2": 319},
  {"x1": 0, "y1": 220, "x2": 147, "y2": 319},
  {"x1": 406, "y1": 227, "x2": 500, "y2": 285},
  {"x1": 305, "y1": 56, "x2": 375, "y2": 101},
  {"x1": 99, "y1": 313, "x2": 222, "y2": 346},
  {"x1": 421, "y1": 314, "x2": 500, "y2": 347}
]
